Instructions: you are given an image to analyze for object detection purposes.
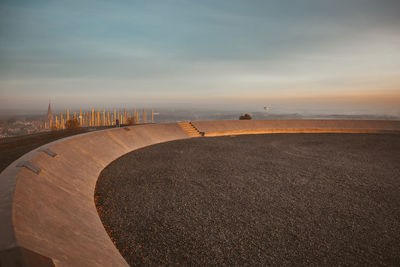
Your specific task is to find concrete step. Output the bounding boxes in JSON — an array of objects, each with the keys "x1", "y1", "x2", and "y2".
[{"x1": 178, "y1": 122, "x2": 202, "y2": 137}]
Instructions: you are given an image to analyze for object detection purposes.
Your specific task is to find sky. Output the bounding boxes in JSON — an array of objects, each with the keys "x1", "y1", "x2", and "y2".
[{"x1": 0, "y1": 0, "x2": 399, "y2": 114}]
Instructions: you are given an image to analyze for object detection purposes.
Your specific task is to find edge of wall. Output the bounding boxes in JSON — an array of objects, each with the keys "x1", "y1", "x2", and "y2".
[
  {"x1": 191, "y1": 119, "x2": 400, "y2": 136},
  {"x1": 0, "y1": 123, "x2": 190, "y2": 267}
]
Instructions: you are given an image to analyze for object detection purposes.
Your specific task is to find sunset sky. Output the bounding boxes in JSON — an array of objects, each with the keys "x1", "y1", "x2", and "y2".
[{"x1": 0, "y1": 0, "x2": 399, "y2": 114}]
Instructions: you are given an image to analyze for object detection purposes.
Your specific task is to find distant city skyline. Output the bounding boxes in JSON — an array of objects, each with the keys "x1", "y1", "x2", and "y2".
[{"x1": 0, "y1": 0, "x2": 399, "y2": 115}]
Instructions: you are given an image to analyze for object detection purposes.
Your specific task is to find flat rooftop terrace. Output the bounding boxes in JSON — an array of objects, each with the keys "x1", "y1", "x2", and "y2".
[
  {"x1": 0, "y1": 119, "x2": 399, "y2": 266},
  {"x1": 96, "y1": 133, "x2": 400, "y2": 266}
]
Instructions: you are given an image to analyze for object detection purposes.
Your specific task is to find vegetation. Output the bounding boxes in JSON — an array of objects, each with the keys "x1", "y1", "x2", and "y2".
[
  {"x1": 66, "y1": 119, "x2": 80, "y2": 129},
  {"x1": 126, "y1": 117, "x2": 135, "y2": 125},
  {"x1": 239, "y1": 114, "x2": 252, "y2": 120}
]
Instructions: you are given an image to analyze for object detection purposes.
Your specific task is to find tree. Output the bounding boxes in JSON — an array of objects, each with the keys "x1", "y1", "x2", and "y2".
[{"x1": 239, "y1": 113, "x2": 252, "y2": 120}]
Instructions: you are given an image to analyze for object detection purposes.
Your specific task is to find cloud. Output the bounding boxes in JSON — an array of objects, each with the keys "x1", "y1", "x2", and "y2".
[{"x1": 0, "y1": 0, "x2": 399, "y2": 113}]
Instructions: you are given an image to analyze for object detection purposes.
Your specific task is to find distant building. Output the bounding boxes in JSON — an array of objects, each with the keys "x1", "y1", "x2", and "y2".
[{"x1": 47, "y1": 102, "x2": 53, "y2": 127}]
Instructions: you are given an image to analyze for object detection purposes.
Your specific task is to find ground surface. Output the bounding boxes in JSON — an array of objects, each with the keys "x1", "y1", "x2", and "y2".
[
  {"x1": 95, "y1": 134, "x2": 400, "y2": 266},
  {"x1": 0, "y1": 129, "x2": 89, "y2": 172}
]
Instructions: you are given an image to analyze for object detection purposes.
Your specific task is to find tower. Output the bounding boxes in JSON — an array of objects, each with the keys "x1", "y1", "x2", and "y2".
[{"x1": 47, "y1": 102, "x2": 53, "y2": 128}]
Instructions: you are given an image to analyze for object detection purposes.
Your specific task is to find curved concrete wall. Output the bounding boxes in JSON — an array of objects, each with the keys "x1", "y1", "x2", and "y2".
[
  {"x1": 0, "y1": 124, "x2": 189, "y2": 267},
  {"x1": 192, "y1": 119, "x2": 400, "y2": 136},
  {"x1": 1, "y1": 120, "x2": 399, "y2": 266}
]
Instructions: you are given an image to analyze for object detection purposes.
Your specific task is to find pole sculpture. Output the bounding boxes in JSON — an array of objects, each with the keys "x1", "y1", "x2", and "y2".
[
  {"x1": 44, "y1": 107, "x2": 158, "y2": 129},
  {"x1": 91, "y1": 109, "x2": 94, "y2": 127},
  {"x1": 60, "y1": 112, "x2": 64, "y2": 129},
  {"x1": 143, "y1": 109, "x2": 147, "y2": 124}
]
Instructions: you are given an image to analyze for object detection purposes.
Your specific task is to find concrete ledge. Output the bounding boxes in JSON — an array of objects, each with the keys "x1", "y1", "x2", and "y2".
[
  {"x1": 191, "y1": 120, "x2": 400, "y2": 136},
  {"x1": 1, "y1": 246, "x2": 55, "y2": 267},
  {"x1": 0, "y1": 120, "x2": 399, "y2": 266},
  {"x1": 0, "y1": 123, "x2": 189, "y2": 267}
]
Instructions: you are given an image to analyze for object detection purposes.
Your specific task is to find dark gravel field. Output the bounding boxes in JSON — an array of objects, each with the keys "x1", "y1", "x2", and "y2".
[{"x1": 95, "y1": 134, "x2": 400, "y2": 266}]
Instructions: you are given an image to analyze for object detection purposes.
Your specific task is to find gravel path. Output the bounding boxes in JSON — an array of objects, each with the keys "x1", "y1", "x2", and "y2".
[{"x1": 95, "y1": 134, "x2": 400, "y2": 266}]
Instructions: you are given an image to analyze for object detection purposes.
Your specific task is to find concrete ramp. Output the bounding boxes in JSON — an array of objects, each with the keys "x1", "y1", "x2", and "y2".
[
  {"x1": 192, "y1": 119, "x2": 400, "y2": 136},
  {"x1": 0, "y1": 120, "x2": 399, "y2": 266}
]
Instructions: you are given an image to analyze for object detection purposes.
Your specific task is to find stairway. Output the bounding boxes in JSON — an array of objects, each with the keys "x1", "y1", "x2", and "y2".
[{"x1": 178, "y1": 122, "x2": 202, "y2": 137}]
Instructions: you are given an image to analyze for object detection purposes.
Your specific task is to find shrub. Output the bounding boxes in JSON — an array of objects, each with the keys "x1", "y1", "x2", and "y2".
[
  {"x1": 126, "y1": 117, "x2": 135, "y2": 125},
  {"x1": 66, "y1": 119, "x2": 80, "y2": 129},
  {"x1": 239, "y1": 114, "x2": 252, "y2": 120}
]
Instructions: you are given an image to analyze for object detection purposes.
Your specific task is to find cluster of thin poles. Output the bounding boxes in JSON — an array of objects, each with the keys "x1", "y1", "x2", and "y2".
[{"x1": 45, "y1": 108, "x2": 154, "y2": 129}]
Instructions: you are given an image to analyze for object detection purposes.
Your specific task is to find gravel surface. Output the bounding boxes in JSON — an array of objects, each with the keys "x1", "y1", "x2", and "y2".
[{"x1": 95, "y1": 134, "x2": 400, "y2": 266}]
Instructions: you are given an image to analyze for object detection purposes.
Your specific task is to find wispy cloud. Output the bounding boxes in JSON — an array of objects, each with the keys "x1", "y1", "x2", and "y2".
[{"x1": 0, "y1": 0, "x2": 399, "y2": 113}]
